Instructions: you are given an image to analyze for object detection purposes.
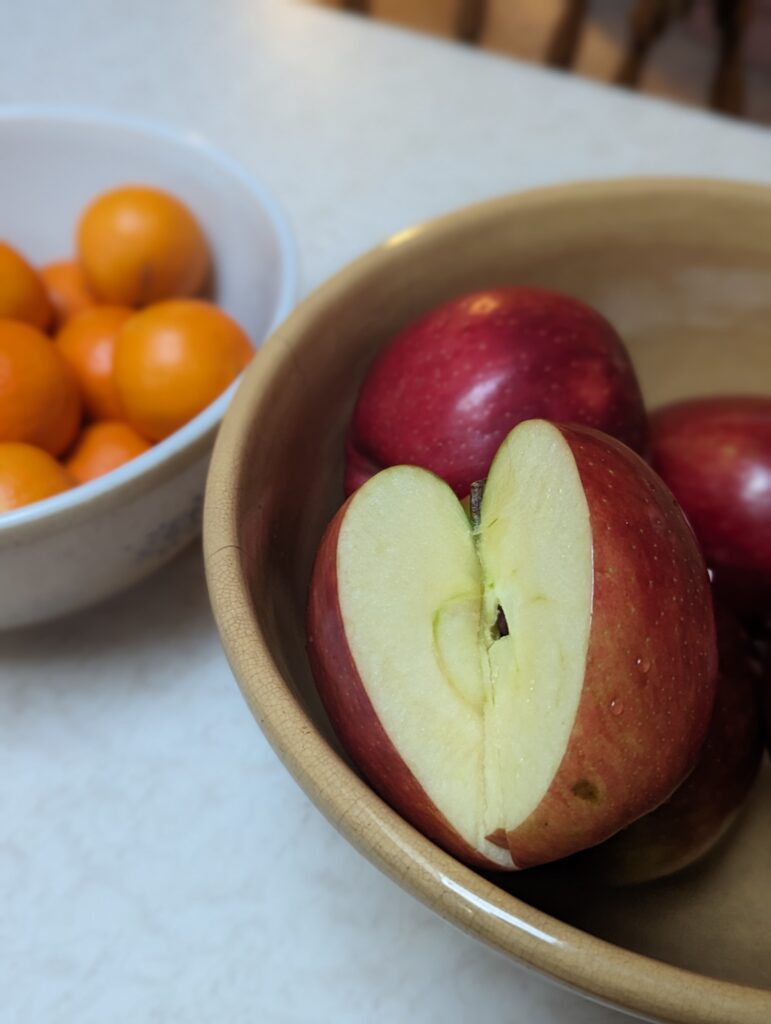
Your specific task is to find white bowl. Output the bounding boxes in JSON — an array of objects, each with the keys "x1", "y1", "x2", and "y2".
[{"x1": 0, "y1": 106, "x2": 297, "y2": 629}]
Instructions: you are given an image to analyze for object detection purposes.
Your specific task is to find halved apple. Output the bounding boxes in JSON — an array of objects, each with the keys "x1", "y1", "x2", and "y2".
[
  {"x1": 578, "y1": 606, "x2": 764, "y2": 885},
  {"x1": 307, "y1": 420, "x2": 718, "y2": 870}
]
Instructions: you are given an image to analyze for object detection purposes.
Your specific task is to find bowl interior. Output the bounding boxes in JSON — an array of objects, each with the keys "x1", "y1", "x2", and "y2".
[
  {"x1": 208, "y1": 180, "x2": 771, "y2": 1022},
  {"x1": 0, "y1": 110, "x2": 289, "y2": 337}
]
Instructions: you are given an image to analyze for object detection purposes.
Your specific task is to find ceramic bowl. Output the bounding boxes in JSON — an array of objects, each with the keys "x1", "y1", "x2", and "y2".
[
  {"x1": 0, "y1": 107, "x2": 297, "y2": 629},
  {"x1": 205, "y1": 179, "x2": 771, "y2": 1023}
]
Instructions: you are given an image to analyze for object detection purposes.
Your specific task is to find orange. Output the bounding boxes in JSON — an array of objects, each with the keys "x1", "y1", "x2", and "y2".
[
  {"x1": 41, "y1": 260, "x2": 96, "y2": 326},
  {"x1": 0, "y1": 242, "x2": 53, "y2": 330},
  {"x1": 0, "y1": 443, "x2": 73, "y2": 512},
  {"x1": 65, "y1": 420, "x2": 151, "y2": 483},
  {"x1": 0, "y1": 320, "x2": 83, "y2": 455},
  {"x1": 56, "y1": 305, "x2": 132, "y2": 420},
  {"x1": 77, "y1": 185, "x2": 210, "y2": 306},
  {"x1": 114, "y1": 300, "x2": 252, "y2": 441}
]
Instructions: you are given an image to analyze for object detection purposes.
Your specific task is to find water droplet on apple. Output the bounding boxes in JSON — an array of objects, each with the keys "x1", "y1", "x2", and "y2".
[
  {"x1": 636, "y1": 656, "x2": 651, "y2": 675},
  {"x1": 610, "y1": 698, "x2": 624, "y2": 716}
]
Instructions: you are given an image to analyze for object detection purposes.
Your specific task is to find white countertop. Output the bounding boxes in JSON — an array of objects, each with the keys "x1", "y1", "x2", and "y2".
[{"x1": 2, "y1": 3, "x2": 771, "y2": 1022}]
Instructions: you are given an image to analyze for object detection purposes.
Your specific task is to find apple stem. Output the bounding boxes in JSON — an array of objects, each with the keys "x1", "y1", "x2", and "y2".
[{"x1": 470, "y1": 479, "x2": 485, "y2": 532}]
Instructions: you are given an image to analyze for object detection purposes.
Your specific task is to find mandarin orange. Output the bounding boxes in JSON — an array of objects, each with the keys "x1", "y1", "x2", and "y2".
[
  {"x1": 0, "y1": 242, "x2": 53, "y2": 330},
  {"x1": 56, "y1": 305, "x2": 131, "y2": 420},
  {"x1": 113, "y1": 300, "x2": 252, "y2": 441},
  {"x1": 41, "y1": 259, "x2": 96, "y2": 326},
  {"x1": 0, "y1": 320, "x2": 82, "y2": 454},
  {"x1": 65, "y1": 420, "x2": 151, "y2": 483},
  {"x1": 0, "y1": 443, "x2": 73, "y2": 512},
  {"x1": 77, "y1": 185, "x2": 210, "y2": 306}
]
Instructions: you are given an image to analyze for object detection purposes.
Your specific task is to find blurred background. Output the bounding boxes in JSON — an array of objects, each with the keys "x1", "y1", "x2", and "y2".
[{"x1": 317, "y1": 0, "x2": 771, "y2": 124}]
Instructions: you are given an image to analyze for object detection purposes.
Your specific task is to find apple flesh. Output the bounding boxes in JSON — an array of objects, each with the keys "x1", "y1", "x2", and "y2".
[
  {"x1": 308, "y1": 420, "x2": 717, "y2": 870},
  {"x1": 578, "y1": 607, "x2": 764, "y2": 885},
  {"x1": 650, "y1": 396, "x2": 771, "y2": 623},
  {"x1": 345, "y1": 287, "x2": 649, "y2": 498}
]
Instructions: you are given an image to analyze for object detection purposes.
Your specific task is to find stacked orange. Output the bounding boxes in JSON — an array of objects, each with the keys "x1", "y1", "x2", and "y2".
[{"x1": 0, "y1": 185, "x2": 253, "y2": 514}]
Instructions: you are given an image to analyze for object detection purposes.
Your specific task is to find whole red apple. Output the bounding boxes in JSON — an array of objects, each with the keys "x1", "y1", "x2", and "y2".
[
  {"x1": 345, "y1": 287, "x2": 648, "y2": 497},
  {"x1": 579, "y1": 606, "x2": 763, "y2": 885},
  {"x1": 309, "y1": 420, "x2": 716, "y2": 871},
  {"x1": 650, "y1": 396, "x2": 771, "y2": 622},
  {"x1": 753, "y1": 625, "x2": 771, "y2": 751}
]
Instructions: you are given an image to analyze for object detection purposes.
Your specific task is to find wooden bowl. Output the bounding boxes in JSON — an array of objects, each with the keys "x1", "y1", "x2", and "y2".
[{"x1": 205, "y1": 179, "x2": 771, "y2": 1023}]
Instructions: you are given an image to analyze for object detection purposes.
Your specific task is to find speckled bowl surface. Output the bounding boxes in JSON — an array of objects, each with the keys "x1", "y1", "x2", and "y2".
[{"x1": 205, "y1": 179, "x2": 771, "y2": 1024}]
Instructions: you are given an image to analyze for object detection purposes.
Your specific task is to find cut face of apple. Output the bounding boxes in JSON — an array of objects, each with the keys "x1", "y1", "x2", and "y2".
[{"x1": 308, "y1": 420, "x2": 718, "y2": 870}]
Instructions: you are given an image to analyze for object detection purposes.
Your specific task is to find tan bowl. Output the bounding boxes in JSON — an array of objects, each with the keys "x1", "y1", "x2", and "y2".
[{"x1": 205, "y1": 179, "x2": 771, "y2": 1024}]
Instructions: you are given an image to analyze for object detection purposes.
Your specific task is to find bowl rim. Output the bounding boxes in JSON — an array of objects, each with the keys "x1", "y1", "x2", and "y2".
[
  {"x1": 204, "y1": 177, "x2": 771, "y2": 1024},
  {"x1": 0, "y1": 103, "x2": 299, "y2": 535}
]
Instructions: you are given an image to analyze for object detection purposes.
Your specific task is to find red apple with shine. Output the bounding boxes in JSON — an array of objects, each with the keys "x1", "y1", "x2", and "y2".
[
  {"x1": 650, "y1": 396, "x2": 771, "y2": 621},
  {"x1": 345, "y1": 287, "x2": 648, "y2": 497},
  {"x1": 309, "y1": 420, "x2": 717, "y2": 870},
  {"x1": 579, "y1": 606, "x2": 763, "y2": 885}
]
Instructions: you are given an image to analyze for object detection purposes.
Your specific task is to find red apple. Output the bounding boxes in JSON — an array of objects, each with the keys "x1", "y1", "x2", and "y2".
[
  {"x1": 753, "y1": 626, "x2": 771, "y2": 752},
  {"x1": 579, "y1": 607, "x2": 764, "y2": 885},
  {"x1": 345, "y1": 287, "x2": 648, "y2": 498},
  {"x1": 308, "y1": 420, "x2": 716, "y2": 870},
  {"x1": 650, "y1": 396, "x2": 771, "y2": 622}
]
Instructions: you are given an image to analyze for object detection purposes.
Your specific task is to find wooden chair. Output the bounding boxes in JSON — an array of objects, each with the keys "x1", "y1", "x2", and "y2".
[{"x1": 340, "y1": 0, "x2": 752, "y2": 118}]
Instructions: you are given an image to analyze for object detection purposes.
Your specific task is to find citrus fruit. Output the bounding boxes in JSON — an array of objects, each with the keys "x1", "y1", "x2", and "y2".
[
  {"x1": 56, "y1": 305, "x2": 131, "y2": 421},
  {"x1": 0, "y1": 242, "x2": 52, "y2": 330},
  {"x1": 113, "y1": 300, "x2": 252, "y2": 441},
  {"x1": 77, "y1": 185, "x2": 210, "y2": 306},
  {"x1": 0, "y1": 443, "x2": 73, "y2": 512},
  {"x1": 0, "y1": 320, "x2": 82, "y2": 454},
  {"x1": 65, "y1": 420, "x2": 151, "y2": 483},
  {"x1": 41, "y1": 260, "x2": 96, "y2": 326}
]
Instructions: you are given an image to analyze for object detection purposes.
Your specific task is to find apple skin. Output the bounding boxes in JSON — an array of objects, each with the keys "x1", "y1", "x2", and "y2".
[
  {"x1": 578, "y1": 607, "x2": 764, "y2": 885},
  {"x1": 753, "y1": 626, "x2": 771, "y2": 752},
  {"x1": 345, "y1": 287, "x2": 648, "y2": 498},
  {"x1": 308, "y1": 423, "x2": 717, "y2": 871},
  {"x1": 650, "y1": 397, "x2": 771, "y2": 623},
  {"x1": 504, "y1": 426, "x2": 717, "y2": 869}
]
